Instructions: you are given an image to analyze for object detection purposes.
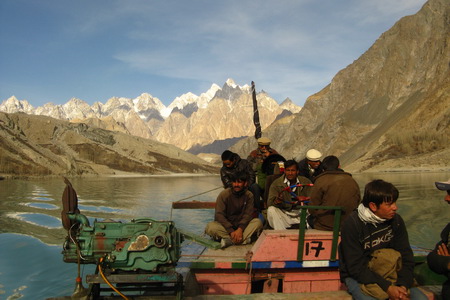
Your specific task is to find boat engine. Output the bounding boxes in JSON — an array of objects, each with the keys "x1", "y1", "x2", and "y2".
[
  {"x1": 63, "y1": 216, "x2": 183, "y2": 272},
  {"x1": 59, "y1": 178, "x2": 219, "y2": 299},
  {"x1": 61, "y1": 177, "x2": 183, "y2": 273}
]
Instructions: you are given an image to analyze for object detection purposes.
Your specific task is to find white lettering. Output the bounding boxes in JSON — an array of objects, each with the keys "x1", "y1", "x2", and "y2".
[{"x1": 363, "y1": 229, "x2": 393, "y2": 250}]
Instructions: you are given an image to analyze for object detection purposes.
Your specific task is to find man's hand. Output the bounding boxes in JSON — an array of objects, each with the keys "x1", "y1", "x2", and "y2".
[
  {"x1": 387, "y1": 285, "x2": 409, "y2": 300},
  {"x1": 230, "y1": 228, "x2": 243, "y2": 244},
  {"x1": 274, "y1": 195, "x2": 283, "y2": 205},
  {"x1": 437, "y1": 243, "x2": 450, "y2": 256}
]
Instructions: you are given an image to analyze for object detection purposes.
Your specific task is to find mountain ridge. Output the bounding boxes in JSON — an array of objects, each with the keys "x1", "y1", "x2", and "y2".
[{"x1": 1, "y1": 79, "x2": 301, "y2": 151}]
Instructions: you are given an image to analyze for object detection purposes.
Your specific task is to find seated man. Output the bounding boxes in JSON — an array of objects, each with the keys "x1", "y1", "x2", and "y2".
[
  {"x1": 221, "y1": 150, "x2": 261, "y2": 211},
  {"x1": 308, "y1": 155, "x2": 360, "y2": 231},
  {"x1": 339, "y1": 179, "x2": 427, "y2": 300},
  {"x1": 266, "y1": 160, "x2": 312, "y2": 230},
  {"x1": 205, "y1": 171, "x2": 263, "y2": 248},
  {"x1": 427, "y1": 179, "x2": 450, "y2": 299},
  {"x1": 297, "y1": 149, "x2": 324, "y2": 183}
]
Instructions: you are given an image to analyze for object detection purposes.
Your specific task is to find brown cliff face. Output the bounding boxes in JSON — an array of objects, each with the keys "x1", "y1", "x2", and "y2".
[
  {"x1": 233, "y1": 0, "x2": 450, "y2": 172},
  {"x1": 0, "y1": 112, "x2": 218, "y2": 177},
  {"x1": 155, "y1": 92, "x2": 284, "y2": 151}
]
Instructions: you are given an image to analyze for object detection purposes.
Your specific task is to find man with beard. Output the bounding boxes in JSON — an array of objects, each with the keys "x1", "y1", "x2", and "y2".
[
  {"x1": 247, "y1": 137, "x2": 280, "y2": 207},
  {"x1": 297, "y1": 149, "x2": 324, "y2": 183},
  {"x1": 266, "y1": 160, "x2": 312, "y2": 230},
  {"x1": 205, "y1": 171, "x2": 263, "y2": 248},
  {"x1": 220, "y1": 150, "x2": 261, "y2": 211}
]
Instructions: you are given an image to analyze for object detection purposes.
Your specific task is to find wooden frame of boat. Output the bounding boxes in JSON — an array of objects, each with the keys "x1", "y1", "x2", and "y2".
[{"x1": 179, "y1": 206, "x2": 439, "y2": 299}]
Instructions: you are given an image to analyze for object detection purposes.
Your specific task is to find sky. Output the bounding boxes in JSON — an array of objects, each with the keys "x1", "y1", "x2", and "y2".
[{"x1": 0, "y1": 0, "x2": 427, "y2": 107}]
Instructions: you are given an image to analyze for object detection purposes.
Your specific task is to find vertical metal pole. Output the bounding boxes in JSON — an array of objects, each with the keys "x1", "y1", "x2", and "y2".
[
  {"x1": 297, "y1": 208, "x2": 308, "y2": 261},
  {"x1": 330, "y1": 209, "x2": 341, "y2": 261}
]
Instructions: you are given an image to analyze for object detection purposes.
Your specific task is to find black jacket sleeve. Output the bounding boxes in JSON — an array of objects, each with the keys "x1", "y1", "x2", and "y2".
[{"x1": 427, "y1": 223, "x2": 450, "y2": 276}]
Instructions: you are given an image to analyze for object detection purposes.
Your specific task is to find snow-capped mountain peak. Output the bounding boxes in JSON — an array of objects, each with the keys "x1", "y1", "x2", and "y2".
[
  {"x1": 133, "y1": 93, "x2": 165, "y2": 113},
  {"x1": 225, "y1": 78, "x2": 237, "y2": 88},
  {"x1": 0, "y1": 96, "x2": 34, "y2": 114},
  {"x1": 161, "y1": 92, "x2": 199, "y2": 118}
]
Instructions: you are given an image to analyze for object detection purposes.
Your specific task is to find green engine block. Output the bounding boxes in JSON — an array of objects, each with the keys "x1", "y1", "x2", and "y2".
[{"x1": 63, "y1": 215, "x2": 183, "y2": 272}]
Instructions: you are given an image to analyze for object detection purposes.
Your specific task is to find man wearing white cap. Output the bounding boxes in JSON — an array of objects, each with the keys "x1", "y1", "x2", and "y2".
[
  {"x1": 297, "y1": 149, "x2": 324, "y2": 183},
  {"x1": 427, "y1": 179, "x2": 450, "y2": 299}
]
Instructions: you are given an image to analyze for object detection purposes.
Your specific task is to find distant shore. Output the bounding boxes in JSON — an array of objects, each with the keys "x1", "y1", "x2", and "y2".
[
  {"x1": 0, "y1": 172, "x2": 220, "y2": 180},
  {"x1": 1, "y1": 166, "x2": 449, "y2": 181}
]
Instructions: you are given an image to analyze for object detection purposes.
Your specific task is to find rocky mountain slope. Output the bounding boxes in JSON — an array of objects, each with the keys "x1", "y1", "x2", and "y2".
[
  {"x1": 232, "y1": 0, "x2": 449, "y2": 172},
  {"x1": 0, "y1": 79, "x2": 300, "y2": 152},
  {"x1": 0, "y1": 112, "x2": 218, "y2": 177}
]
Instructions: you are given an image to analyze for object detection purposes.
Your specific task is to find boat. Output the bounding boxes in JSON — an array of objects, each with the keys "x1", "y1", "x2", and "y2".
[{"x1": 48, "y1": 178, "x2": 445, "y2": 300}]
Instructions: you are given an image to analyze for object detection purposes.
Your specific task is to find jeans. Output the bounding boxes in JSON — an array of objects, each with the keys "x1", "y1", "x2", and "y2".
[{"x1": 344, "y1": 277, "x2": 428, "y2": 300}]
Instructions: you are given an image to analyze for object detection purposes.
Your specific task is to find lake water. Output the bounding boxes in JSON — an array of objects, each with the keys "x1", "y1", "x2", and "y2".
[{"x1": 1, "y1": 172, "x2": 449, "y2": 299}]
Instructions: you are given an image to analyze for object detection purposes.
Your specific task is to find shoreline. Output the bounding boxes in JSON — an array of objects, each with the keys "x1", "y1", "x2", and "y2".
[
  {"x1": 0, "y1": 172, "x2": 221, "y2": 180},
  {"x1": 1, "y1": 167, "x2": 449, "y2": 181}
]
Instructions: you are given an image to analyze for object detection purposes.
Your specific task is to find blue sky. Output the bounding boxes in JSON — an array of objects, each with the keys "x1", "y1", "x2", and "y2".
[{"x1": 0, "y1": 0, "x2": 427, "y2": 107}]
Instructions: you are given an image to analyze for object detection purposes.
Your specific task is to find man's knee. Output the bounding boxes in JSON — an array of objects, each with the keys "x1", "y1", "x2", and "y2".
[
  {"x1": 205, "y1": 221, "x2": 216, "y2": 236},
  {"x1": 250, "y1": 217, "x2": 263, "y2": 230},
  {"x1": 205, "y1": 221, "x2": 224, "y2": 238}
]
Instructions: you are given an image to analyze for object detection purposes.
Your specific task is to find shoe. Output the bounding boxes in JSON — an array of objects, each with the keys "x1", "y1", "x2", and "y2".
[
  {"x1": 242, "y1": 237, "x2": 252, "y2": 245},
  {"x1": 220, "y1": 238, "x2": 233, "y2": 249}
]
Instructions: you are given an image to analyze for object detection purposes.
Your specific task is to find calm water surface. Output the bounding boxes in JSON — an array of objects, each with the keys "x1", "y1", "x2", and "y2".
[{"x1": 0, "y1": 172, "x2": 449, "y2": 299}]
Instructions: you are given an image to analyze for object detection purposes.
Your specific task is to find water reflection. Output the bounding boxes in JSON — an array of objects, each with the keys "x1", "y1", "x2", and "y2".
[
  {"x1": 30, "y1": 196, "x2": 54, "y2": 201},
  {"x1": 78, "y1": 204, "x2": 122, "y2": 213},
  {"x1": 23, "y1": 202, "x2": 59, "y2": 210},
  {"x1": 8, "y1": 213, "x2": 62, "y2": 229}
]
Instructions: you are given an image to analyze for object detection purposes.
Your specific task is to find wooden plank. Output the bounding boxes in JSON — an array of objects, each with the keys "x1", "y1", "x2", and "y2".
[
  {"x1": 172, "y1": 201, "x2": 216, "y2": 209},
  {"x1": 178, "y1": 229, "x2": 222, "y2": 250}
]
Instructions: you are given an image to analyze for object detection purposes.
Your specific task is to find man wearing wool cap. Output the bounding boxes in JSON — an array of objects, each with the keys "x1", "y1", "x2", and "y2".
[
  {"x1": 247, "y1": 137, "x2": 280, "y2": 210},
  {"x1": 297, "y1": 149, "x2": 324, "y2": 183}
]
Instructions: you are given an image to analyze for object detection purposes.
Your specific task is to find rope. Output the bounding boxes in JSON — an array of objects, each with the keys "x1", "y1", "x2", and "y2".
[
  {"x1": 170, "y1": 185, "x2": 222, "y2": 220},
  {"x1": 173, "y1": 186, "x2": 222, "y2": 203}
]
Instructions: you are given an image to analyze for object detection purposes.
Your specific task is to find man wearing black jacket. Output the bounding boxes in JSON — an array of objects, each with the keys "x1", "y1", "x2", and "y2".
[
  {"x1": 339, "y1": 179, "x2": 427, "y2": 300},
  {"x1": 427, "y1": 179, "x2": 450, "y2": 299}
]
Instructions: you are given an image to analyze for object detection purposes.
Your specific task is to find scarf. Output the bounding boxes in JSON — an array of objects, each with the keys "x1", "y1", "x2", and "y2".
[{"x1": 357, "y1": 203, "x2": 385, "y2": 226}]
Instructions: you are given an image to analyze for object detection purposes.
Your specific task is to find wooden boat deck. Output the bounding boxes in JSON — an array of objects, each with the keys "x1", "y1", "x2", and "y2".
[{"x1": 181, "y1": 230, "x2": 440, "y2": 299}]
